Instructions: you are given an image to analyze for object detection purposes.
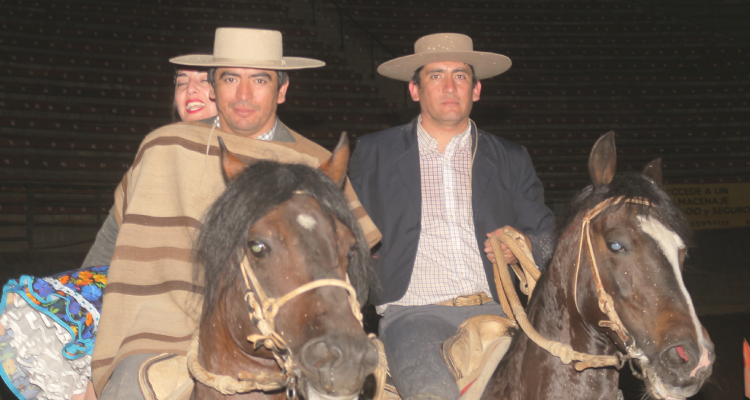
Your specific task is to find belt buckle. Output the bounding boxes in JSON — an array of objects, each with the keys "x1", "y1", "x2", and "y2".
[{"x1": 452, "y1": 294, "x2": 480, "y2": 307}]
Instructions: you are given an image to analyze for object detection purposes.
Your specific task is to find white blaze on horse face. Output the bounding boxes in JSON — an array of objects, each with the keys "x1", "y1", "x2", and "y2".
[
  {"x1": 297, "y1": 213, "x2": 317, "y2": 230},
  {"x1": 637, "y1": 215, "x2": 706, "y2": 348}
]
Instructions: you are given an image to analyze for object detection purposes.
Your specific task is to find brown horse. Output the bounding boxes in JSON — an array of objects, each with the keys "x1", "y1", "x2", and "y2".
[
  {"x1": 192, "y1": 135, "x2": 379, "y2": 400},
  {"x1": 482, "y1": 132, "x2": 714, "y2": 400}
]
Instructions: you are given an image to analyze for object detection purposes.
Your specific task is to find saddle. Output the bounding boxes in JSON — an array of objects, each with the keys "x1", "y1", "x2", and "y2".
[
  {"x1": 379, "y1": 315, "x2": 516, "y2": 400},
  {"x1": 138, "y1": 354, "x2": 193, "y2": 400},
  {"x1": 442, "y1": 315, "x2": 516, "y2": 399}
]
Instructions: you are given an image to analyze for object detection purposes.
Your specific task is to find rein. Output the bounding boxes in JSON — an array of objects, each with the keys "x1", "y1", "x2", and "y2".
[
  {"x1": 491, "y1": 196, "x2": 649, "y2": 371},
  {"x1": 187, "y1": 254, "x2": 387, "y2": 398}
]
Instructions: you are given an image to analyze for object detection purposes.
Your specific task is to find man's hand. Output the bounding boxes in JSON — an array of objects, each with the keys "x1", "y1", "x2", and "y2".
[{"x1": 484, "y1": 226, "x2": 531, "y2": 265}]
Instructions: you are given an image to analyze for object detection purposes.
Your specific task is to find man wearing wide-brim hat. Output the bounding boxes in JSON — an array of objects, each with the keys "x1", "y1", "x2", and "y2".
[
  {"x1": 349, "y1": 33, "x2": 555, "y2": 400},
  {"x1": 91, "y1": 27, "x2": 381, "y2": 399}
]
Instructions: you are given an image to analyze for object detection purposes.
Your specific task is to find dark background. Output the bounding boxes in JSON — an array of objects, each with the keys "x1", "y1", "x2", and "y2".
[{"x1": 1, "y1": 0, "x2": 749, "y2": 398}]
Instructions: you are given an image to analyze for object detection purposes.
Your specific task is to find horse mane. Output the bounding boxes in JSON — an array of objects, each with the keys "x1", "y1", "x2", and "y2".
[
  {"x1": 557, "y1": 171, "x2": 692, "y2": 247},
  {"x1": 194, "y1": 160, "x2": 372, "y2": 319}
]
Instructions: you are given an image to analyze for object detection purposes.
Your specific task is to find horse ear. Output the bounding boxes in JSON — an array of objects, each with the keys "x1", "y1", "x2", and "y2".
[
  {"x1": 588, "y1": 131, "x2": 617, "y2": 188},
  {"x1": 641, "y1": 158, "x2": 663, "y2": 186},
  {"x1": 218, "y1": 136, "x2": 247, "y2": 183},
  {"x1": 320, "y1": 132, "x2": 350, "y2": 188}
]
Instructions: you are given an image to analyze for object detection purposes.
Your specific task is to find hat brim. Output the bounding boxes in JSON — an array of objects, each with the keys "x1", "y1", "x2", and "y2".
[
  {"x1": 377, "y1": 51, "x2": 511, "y2": 81},
  {"x1": 169, "y1": 54, "x2": 325, "y2": 70}
]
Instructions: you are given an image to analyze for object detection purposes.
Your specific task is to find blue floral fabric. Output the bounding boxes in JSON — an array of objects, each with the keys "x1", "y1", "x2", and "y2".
[{"x1": 0, "y1": 265, "x2": 108, "y2": 399}]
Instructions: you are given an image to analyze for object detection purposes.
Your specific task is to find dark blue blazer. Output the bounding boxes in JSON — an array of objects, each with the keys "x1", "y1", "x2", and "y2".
[{"x1": 349, "y1": 118, "x2": 556, "y2": 306}]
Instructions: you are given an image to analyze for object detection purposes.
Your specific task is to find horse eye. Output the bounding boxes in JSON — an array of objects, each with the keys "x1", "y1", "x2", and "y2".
[
  {"x1": 248, "y1": 240, "x2": 270, "y2": 257},
  {"x1": 347, "y1": 247, "x2": 356, "y2": 260},
  {"x1": 607, "y1": 241, "x2": 624, "y2": 253}
]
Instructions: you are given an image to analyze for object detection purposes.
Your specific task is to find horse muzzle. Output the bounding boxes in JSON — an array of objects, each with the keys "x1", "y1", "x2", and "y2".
[
  {"x1": 298, "y1": 333, "x2": 379, "y2": 397},
  {"x1": 641, "y1": 338, "x2": 715, "y2": 400}
]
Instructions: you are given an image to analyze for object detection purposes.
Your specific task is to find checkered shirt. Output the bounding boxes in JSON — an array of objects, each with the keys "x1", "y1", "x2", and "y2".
[
  {"x1": 255, "y1": 119, "x2": 277, "y2": 141},
  {"x1": 378, "y1": 118, "x2": 490, "y2": 312}
]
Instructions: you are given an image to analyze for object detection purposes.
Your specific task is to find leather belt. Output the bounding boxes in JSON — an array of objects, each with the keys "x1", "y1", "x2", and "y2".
[{"x1": 435, "y1": 293, "x2": 493, "y2": 307}]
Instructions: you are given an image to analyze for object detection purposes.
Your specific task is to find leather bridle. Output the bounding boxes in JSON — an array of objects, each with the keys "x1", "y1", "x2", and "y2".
[{"x1": 572, "y1": 196, "x2": 651, "y2": 366}]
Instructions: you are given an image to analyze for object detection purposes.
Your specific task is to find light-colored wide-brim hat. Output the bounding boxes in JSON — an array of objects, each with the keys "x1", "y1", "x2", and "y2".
[
  {"x1": 170, "y1": 27, "x2": 325, "y2": 70},
  {"x1": 377, "y1": 33, "x2": 511, "y2": 81}
]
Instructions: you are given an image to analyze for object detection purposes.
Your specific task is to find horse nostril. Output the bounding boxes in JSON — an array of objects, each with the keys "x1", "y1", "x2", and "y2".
[
  {"x1": 304, "y1": 340, "x2": 342, "y2": 369},
  {"x1": 363, "y1": 341, "x2": 379, "y2": 370},
  {"x1": 662, "y1": 345, "x2": 692, "y2": 369},
  {"x1": 330, "y1": 346, "x2": 343, "y2": 367},
  {"x1": 675, "y1": 345, "x2": 689, "y2": 362}
]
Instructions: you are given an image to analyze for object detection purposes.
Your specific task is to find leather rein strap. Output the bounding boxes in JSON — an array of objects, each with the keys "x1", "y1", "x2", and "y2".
[{"x1": 491, "y1": 196, "x2": 649, "y2": 371}]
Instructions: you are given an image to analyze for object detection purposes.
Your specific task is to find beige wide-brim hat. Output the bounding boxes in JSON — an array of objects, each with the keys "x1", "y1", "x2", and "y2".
[
  {"x1": 377, "y1": 33, "x2": 511, "y2": 81},
  {"x1": 170, "y1": 27, "x2": 325, "y2": 70}
]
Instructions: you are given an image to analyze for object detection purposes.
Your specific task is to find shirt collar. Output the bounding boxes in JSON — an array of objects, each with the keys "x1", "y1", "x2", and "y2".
[
  {"x1": 416, "y1": 115, "x2": 472, "y2": 153},
  {"x1": 254, "y1": 119, "x2": 278, "y2": 142},
  {"x1": 213, "y1": 117, "x2": 280, "y2": 142}
]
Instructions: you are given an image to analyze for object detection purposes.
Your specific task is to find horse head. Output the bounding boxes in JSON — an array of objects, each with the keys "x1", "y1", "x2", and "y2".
[
  {"x1": 576, "y1": 131, "x2": 714, "y2": 399},
  {"x1": 194, "y1": 134, "x2": 379, "y2": 399}
]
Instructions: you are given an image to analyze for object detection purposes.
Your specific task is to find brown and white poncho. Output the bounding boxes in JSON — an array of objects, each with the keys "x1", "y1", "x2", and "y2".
[{"x1": 90, "y1": 120, "x2": 380, "y2": 393}]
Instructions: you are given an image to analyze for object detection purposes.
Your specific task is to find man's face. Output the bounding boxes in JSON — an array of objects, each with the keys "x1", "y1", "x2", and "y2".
[
  {"x1": 210, "y1": 67, "x2": 289, "y2": 138},
  {"x1": 408, "y1": 61, "x2": 481, "y2": 128}
]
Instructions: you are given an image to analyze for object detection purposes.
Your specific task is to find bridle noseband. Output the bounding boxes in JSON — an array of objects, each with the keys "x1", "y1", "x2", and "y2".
[{"x1": 239, "y1": 252, "x2": 364, "y2": 353}]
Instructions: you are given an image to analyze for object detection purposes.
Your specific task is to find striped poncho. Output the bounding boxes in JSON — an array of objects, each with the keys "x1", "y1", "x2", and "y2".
[{"x1": 90, "y1": 120, "x2": 380, "y2": 393}]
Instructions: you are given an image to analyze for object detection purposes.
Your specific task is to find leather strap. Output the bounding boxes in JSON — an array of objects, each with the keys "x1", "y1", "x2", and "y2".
[{"x1": 435, "y1": 293, "x2": 492, "y2": 307}]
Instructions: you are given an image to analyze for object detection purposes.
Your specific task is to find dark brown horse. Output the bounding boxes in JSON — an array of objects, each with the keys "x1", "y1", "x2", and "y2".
[
  {"x1": 192, "y1": 136, "x2": 379, "y2": 400},
  {"x1": 482, "y1": 132, "x2": 714, "y2": 400}
]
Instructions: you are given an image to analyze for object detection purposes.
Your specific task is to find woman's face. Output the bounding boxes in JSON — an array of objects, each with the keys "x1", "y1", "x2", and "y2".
[{"x1": 174, "y1": 69, "x2": 217, "y2": 122}]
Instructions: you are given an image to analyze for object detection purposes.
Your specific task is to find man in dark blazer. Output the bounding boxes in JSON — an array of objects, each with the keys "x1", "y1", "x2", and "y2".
[{"x1": 349, "y1": 33, "x2": 555, "y2": 400}]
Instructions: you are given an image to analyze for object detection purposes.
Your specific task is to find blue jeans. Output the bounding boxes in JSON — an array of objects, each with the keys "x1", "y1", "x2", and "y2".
[{"x1": 379, "y1": 302, "x2": 506, "y2": 400}]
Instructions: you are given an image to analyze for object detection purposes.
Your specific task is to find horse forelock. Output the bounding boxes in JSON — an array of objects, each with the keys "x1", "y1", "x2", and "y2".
[
  {"x1": 558, "y1": 172, "x2": 691, "y2": 246},
  {"x1": 195, "y1": 161, "x2": 371, "y2": 321}
]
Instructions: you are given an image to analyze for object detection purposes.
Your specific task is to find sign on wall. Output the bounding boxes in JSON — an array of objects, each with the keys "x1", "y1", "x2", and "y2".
[{"x1": 665, "y1": 183, "x2": 750, "y2": 230}]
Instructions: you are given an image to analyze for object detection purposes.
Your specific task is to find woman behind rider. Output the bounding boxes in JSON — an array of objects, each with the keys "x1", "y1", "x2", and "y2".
[
  {"x1": 0, "y1": 66, "x2": 216, "y2": 400},
  {"x1": 173, "y1": 68, "x2": 216, "y2": 122},
  {"x1": 80, "y1": 67, "x2": 216, "y2": 269}
]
